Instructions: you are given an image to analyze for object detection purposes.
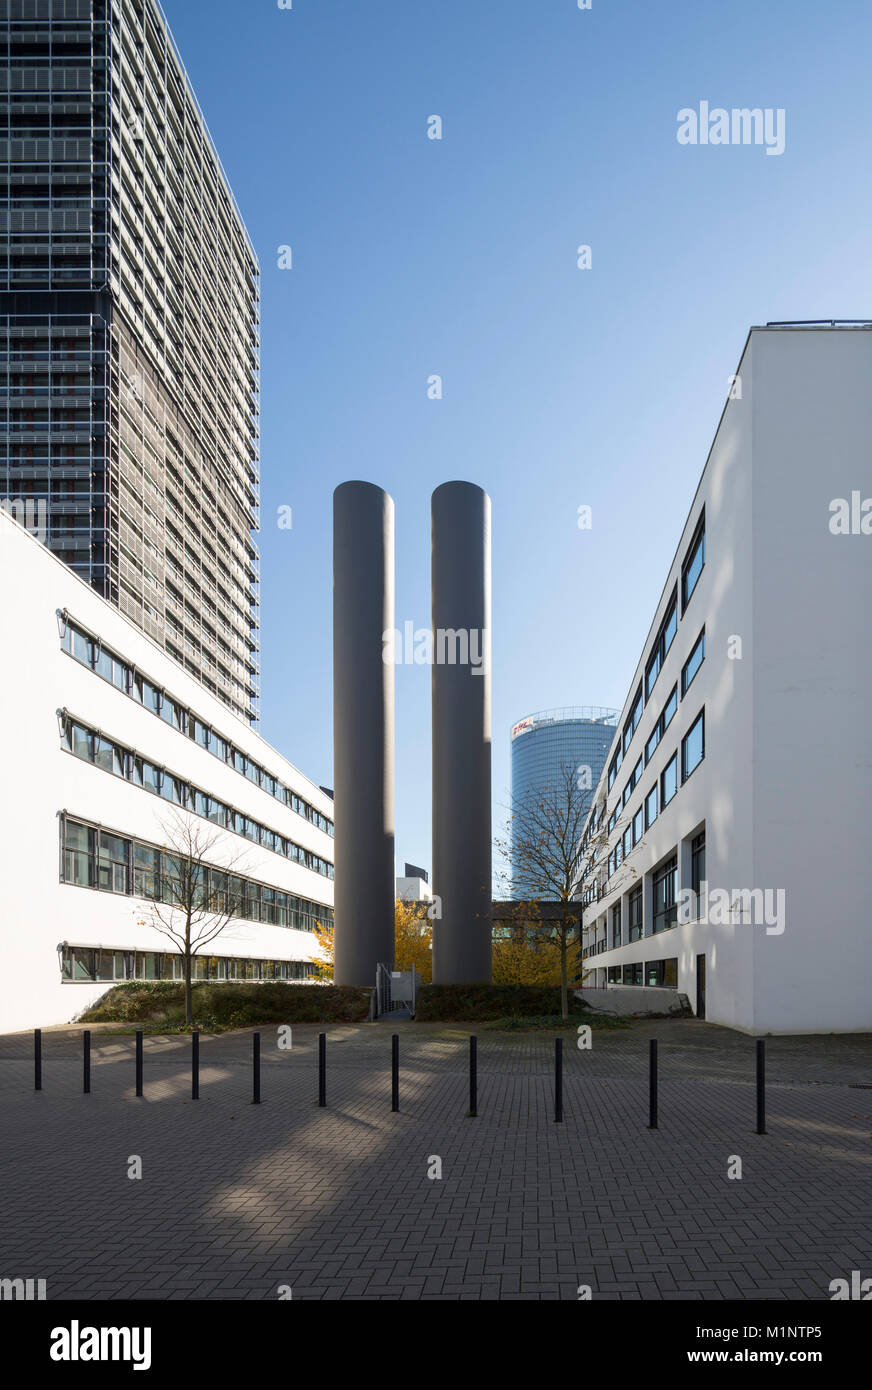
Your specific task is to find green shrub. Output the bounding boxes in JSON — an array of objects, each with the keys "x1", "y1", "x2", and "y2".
[
  {"x1": 79, "y1": 982, "x2": 371, "y2": 1027},
  {"x1": 415, "y1": 984, "x2": 590, "y2": 1022}
]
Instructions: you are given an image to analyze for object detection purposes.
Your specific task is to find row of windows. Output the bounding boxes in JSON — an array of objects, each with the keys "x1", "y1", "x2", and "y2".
[
  {"x1": 603, "y1": 832, "x2": 706, "y2": 950},
  {"x1": 61, "y1": 817, "x2": 334, "y2": 933},
  {"x1": 605, "y1": 710, "x2": 705, "y2": 878},
  {"x1": 606, "y1": 959, "x2": 678, "y2": 988},
  {"x1": 604, "y1": 509, "x2": 706, "y2": 799},
  {"x1": 62, "y1": 946, "x2": 316, "y2": 984},
  {"x1": 61, "y1": 617, "x2": 334, "y2": 837},
  {"x1": 62, "y1": 715, "x2": 334, "y2": 881}
]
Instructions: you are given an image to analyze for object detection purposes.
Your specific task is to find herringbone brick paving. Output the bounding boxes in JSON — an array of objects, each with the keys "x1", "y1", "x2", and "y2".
[{"x1": 1, "y1": 1019, "x2": 870, "y2": 1300}]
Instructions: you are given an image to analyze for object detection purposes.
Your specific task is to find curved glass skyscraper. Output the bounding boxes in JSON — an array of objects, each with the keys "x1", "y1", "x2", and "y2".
[{"x1": 511, "y1": 707, "x2": 618, "y2": 895}]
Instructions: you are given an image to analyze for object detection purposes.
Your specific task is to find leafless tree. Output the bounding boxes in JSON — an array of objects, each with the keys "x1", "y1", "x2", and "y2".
[
  {"x1": 132, "y1": 809, "x2": 249, "y2": 1024},
  {"x1": 496, "y1": 759, "x2": 640, "y2": 1018}
]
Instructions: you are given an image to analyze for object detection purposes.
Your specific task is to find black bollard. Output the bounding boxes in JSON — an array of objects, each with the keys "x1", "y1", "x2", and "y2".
[
  {"x1": 555, "y1": 1037, "x2": 563, "y2": 1123},
  {"x1": 391, "y1": 1033, "x2": 399, "y2": 1112},
  {"x1": 135, "y1": 1030, "x2": 143, "y2": 1097},
  {"x1": 469, "y1": 1035, "x2": 478, "y2": 1117},
  {"x1": 756, "y1": 1038, "x2": 766, "y2": 1134},
  {"x1": 648, "y1": 1038, "x2": 658, "y2": 1130},
  {"x1": 192, "y1": 1030, "x2": 199, "y2": 1100},
  {"x1": 83, "y1": 1029, "x2": 90, "y2": 1094},
  {"x1": 252, "y1": 1031, "x2": 261, "y2": 1104},
  {"x1": 318, "y1": 1032, "x2": 326, "y2": 1107},
  {"x1": 34, "y1": 1028, "x2": 42, "y2": 1092}
]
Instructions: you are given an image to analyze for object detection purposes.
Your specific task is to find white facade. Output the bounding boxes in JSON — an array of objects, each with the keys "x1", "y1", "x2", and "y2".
[
  {"x1": 580, "y1": 325, "x2": 872, "y2": 1034},
  {"x1": 0, "y1": 510, "x2": 334, "y2": 1032},
  {"x1": 396, "y1": 876, "x2": 433, "y2": 904}
]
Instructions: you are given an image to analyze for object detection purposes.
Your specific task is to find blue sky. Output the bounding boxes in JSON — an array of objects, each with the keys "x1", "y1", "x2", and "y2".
[{"x1": 163, "y1": 0, "x2": 872, "y2": 880}]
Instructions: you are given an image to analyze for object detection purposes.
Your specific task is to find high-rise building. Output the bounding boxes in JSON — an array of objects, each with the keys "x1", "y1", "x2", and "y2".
[
  {"x1": 1, "y1": 0, "x2": 260, "y2": 723},
  {"x1": 510, "y1": 707, "x2": 618, "y2": 895}
]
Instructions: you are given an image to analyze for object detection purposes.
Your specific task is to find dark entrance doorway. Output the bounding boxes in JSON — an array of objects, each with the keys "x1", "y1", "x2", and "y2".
[{"x1": 696, "y1": 953, "x2": 706, "y2": 1019}]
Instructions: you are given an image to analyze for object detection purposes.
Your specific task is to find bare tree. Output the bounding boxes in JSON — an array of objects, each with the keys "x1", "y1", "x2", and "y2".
[
  {"x1": 132, "y1": 809, "x2": 249, "y2": 1025},
  {"x1": 495, "y1": 760, "x2": 594, "y2": 1020},
  {"x1": 496, "y1": 760, "x2": 641, "y2": 1018}
]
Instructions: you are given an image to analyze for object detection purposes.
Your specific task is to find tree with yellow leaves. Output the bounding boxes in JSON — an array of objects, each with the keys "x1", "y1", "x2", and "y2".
[{"x1": 309, "y1": 900, "x2": 433, "y2": 983}]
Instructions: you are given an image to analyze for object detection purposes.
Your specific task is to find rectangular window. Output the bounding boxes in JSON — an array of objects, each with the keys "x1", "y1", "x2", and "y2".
[
  {"x1": 682, "y1": 510, "x2": 705, "y2": 612},
  {"x1": 72, "y1": 628, "x2": 94, "y2": 667},
  {"x1": 628, "y1": 884, "x2": 643, "y2": 941},
  {"x1": 94, "y1": 735, "x2": 123, "y2": 777},
  {"x1": 661, "y1": 753, "x2": 678, "y2": 806},
  {"x1": 682, "y1": 628, "x2": 705, "y2": 696},
  {"x1": 645, "y1": 723, "x2": 660, "y2": 764},
  {"x1": 663, "y1": 685, "x2": 678, "y2": 729},
  {"x1": 133, "y1": 843, "x2": 160, "y2": 898},
  {"x1": 653, "y1": 856, "x2": 678, "y2": 934},
  {"x1": 97, "y1": 831, "x2": 130, "y2": 894},
  {"x1": 645, "y1": 784, "x2": 658, "y2": 829},
  {"x1": 645, "y1": 588, "x2": 678, "y2": 701},
  {"x1": 691, "y1": 830, "x2": 706, "y2": 894},
  {"x1": 611, "y1": 903, "x2": 622, "y2": 948},
  {"x1": 632, "y1": 807, "x2": 643, "y2": 845},
  {"x1": 69, "y1": 722, "x2": 93, "y2": 763},
  {"x1": 63, "y1": 820, "x2": 94, "y2": 886},
  {"x1": 682, "y1": 710, "x2": 705, "y2": 782}
]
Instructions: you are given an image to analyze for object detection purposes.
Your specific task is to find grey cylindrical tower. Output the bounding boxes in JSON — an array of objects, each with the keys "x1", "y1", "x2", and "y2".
[
  {"x1": 431, "y1": 481, "x2": 493, "y2": 983},
  {"x1": 333, "y1": 481, "x2": 395, "y2": 985}
]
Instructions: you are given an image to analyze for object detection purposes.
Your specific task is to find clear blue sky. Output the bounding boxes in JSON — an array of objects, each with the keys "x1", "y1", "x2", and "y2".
[{"x1": 164, "y1": 0, "x2": 872, "y2": 882}]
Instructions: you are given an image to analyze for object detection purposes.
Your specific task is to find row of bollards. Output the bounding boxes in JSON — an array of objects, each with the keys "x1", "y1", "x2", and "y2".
[{"x1": 31, "y1": 1027, "x2": 769, "y2": 1130}]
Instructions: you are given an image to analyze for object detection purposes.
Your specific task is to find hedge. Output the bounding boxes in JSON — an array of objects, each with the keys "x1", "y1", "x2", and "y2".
[
  {"x1": 79, "y1": 981, "x2": 372, "y2": 1027},
  {"x1": 415, "y1": 984, "x2": 588, "y2": 1021}
]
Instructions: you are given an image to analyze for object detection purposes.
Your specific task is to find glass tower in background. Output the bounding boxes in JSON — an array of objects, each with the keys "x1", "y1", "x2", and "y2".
[
  {"x1": 510, "y1": 707, "x2": 618, "y2": 896},
  {"x1": 1, "y1": 0, "x2": 260, "y2": 722}
]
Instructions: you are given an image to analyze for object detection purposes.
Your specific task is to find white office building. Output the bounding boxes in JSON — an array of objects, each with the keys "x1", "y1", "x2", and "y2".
[
  {"x1": 0, "y1": 508, "x2": 334, "y2": 1033},
  {"x1": 579, "y1": 323, "x2": 871, "y2": 1034}
]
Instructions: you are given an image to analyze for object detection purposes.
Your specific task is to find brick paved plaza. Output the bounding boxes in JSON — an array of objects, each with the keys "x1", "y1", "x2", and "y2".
[{"x1": 1, "y1": 1018, "x2": 870, "y2": 1301}]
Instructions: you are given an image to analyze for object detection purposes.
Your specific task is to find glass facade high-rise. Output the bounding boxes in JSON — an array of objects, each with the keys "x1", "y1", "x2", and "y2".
[
  {"x1": 510, "y1": 706, "x2": 618, "y2": 896},
  {"x1": 1, "y1": 0, "x2": 260, "y2": 722}
]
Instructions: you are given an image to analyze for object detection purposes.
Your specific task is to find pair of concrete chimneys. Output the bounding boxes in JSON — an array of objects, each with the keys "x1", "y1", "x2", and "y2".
[{"x1": 332, "y1": 480, "x2": 493, "y2": 987}]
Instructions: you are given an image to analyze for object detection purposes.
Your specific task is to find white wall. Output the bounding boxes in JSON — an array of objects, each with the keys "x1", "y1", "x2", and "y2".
[{"x1": 750, "y1": 329, "x2": 872, "y2": 1032}]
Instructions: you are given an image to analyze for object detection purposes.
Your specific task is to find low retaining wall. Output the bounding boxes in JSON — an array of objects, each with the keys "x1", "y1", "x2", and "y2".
[{"x1": 575, "y1": 985, "x2": 693, "y2": 1018}]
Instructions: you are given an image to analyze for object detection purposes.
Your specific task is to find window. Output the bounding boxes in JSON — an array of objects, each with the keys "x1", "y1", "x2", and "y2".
[
  {"x1": 645, "y1": 723, "x2": 660, "y2": 763},
  {"x1": 97, "y1": 831, "x2": 129, "y2": 894},
  {"x1": 653, "y1": 856, "x2": 677, "y2": 934},
  {"x1": 661, "y1": 753, "x2": 678, "y2": 806},
  {"x1": 682, "y1": 710, "x2": 705, "y2": 782},
  {"x1": 682, "y1": 510, "x2": 705, "y2": 612},
  {"x1": 623, "y1": 962, "x2": 643, "y2": 985},
  {"x1": 632, "y1": 807, "x2": 643, "y2": 845},
  {"x1": 69, "y1": 722, "x2": 92, "y2": 763},
  {"x1": 94, "y1": 735, "x2": 123, "y2": 777},
  {"x1": 644, "y1": 685, "x2": 677, "y2": 765},
  {"x1": 63, "y1": 820, "x2": 94, "y2": 886},
  {"x1": 645, "y1": 784, "x2": 658, "y2": 829},
  {"x1": 682, "y1": 628, "x2": 705, "y2": 696},
  {"x1": 646, "y1": 958, "x2": 678, "y2": 987},
  {"x1": 611, "y1": 903, "x2": 622, "y2": 948},
  {"x1": 645, "y1": 589, "x2": 678, "y2": 701},
  {"x1": 691, "y1": 830, "x2": 706, "y2": 917},
  {"x1": 628, "y1": 884, "x2": 643, "y2": 941},
  {"x1": 663, "y1": 685, "x2": 678, "y2": 729},
  {"x1": 623, "y1": 683, "x2": 643, "y2": 754},
  {"x1": 134, "y1": 843, "x2": 160, "y2": 898}
]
